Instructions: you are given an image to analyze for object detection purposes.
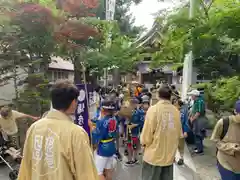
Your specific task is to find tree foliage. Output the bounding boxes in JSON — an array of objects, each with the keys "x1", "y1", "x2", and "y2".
[
  {"x1": 153, "y1": 0, "x2": 240, "y2": 77},
  {"x1": 0, "y1": 0, "x2": 99, "y2": 114},
  {"x1": 0, "y1": 0, "x2": 143, "y2": 114},
  {"x1": 95, "y1": 0, "x2": 145, "y2": 38},
  {"x1": 193, "y1": 76, "x2": 240, "y2": 114}
]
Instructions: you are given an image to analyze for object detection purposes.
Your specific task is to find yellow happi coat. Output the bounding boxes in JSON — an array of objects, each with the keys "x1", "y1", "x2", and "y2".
[{"x1": 18, "y1": 110, "x2": 98, "y2": 180}]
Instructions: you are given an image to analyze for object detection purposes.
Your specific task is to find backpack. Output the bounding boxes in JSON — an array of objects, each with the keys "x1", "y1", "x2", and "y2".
[
  {"x1": 216, "y1": 117, "x2": 229, "y2": 154},
  {"x1": 220, "y1": 117, "x2": 230, "y2": 140}
]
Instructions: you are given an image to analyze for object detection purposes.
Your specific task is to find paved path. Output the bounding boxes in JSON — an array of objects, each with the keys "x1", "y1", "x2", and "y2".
[
  {"x1": 114, "y1": 144, "x2": 201, "y2": 180},
  {"x1": 0, "y1": 144, "x2": 201, "y2": 180}
]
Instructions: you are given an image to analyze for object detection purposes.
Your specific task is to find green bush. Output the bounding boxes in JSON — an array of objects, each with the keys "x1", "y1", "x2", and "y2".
[{"x1": 193, "y1": 76, "x2": 240, "y2": 114}]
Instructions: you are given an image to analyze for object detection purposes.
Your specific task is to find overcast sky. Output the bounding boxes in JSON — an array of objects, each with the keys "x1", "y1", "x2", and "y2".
[{"x1": 130, "y1": 0, "x2": 180, "y2": 30}]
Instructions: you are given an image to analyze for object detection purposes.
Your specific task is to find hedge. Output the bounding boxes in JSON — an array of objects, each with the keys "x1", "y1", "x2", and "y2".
[{"x1": 192, "y1": 76, "x2": 240, "y2": 114}]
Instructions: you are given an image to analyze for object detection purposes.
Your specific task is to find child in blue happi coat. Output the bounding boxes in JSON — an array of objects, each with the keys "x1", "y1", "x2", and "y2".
[
  {"x1": 110, "y1": 91, "x2": 123, "y2": 161},
  {"x1": 126, "y1": 98, "x2": 144, "y2": 166},
  {"x1": 91, "y1": 98, "x2": 118, "y2": 180},
  {"x1": 139, "y1": 95, "x2": 150, "y2": 131},
  {"x1": 173, "y1": 99, "x2": 190, "y2": 165}
]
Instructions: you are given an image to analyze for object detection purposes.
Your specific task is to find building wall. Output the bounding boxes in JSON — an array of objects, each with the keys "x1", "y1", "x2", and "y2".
[
  {"x1": 0, "y1": 68, "x2": 27, "y2": 106},
  {"x1": 191, "y1": 67, "x2": 211, "y2": 84},
  {"x1": 0, "y1": 68, "x2": 74, "y2": 106},
  {"x1": 47, "y1": 69, "x2": 74, "y2": 83}
]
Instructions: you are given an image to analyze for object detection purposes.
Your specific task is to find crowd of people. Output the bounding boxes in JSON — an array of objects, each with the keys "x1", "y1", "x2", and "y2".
[{"x1": 0, "y1": 80, "x2": 239, "y2": 180}]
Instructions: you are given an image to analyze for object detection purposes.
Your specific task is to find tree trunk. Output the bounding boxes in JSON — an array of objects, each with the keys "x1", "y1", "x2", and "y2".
[
  {"x1": 73, "y1": 56, "x2": 82, "y2": 84},
  {"x1": 13, "y1": 60, "x2": 19, "y2": 110},
  {"x1": 113, "y1": 68, "x2": 121, "y2": 88}
]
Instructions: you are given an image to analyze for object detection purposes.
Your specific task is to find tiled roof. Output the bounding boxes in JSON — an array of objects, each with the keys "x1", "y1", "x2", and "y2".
[{"x1": 49, "y1": 57, "x2": 74, "y2": 71}]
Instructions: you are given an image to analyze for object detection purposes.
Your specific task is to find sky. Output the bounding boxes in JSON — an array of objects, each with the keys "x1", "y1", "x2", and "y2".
[{"x1": 130, "y1": 0, "x2": 178, "y2": 30}]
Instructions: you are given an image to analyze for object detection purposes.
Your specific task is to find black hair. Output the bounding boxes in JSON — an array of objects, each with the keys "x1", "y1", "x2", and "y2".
[
  {"x1": 94, "y1": 85, "x2": 101, "y2": 93},
  {"x1": 178, "y1": 100, "x2": 184, "y2": 107},
  {"x1": 51, "y1": 80, "x2": 79, "y2": 111},
  {"x1": 158, "y1": 85, "x2": 172, "y2": 100},
  {"x1": 101, "y1": 97, "x2": 116, "y2": 116},
  {"x1": 171, "y1": 84, "x2": 176, "y2": 90},
  {"x1": 173, "y1": 98, "x2": 184, "y2": 107}
]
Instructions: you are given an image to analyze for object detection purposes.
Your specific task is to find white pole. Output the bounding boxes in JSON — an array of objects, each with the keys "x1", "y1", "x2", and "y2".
[
  {"x1": 104, "y1": 0, "x2": 116, "y2": 87},
  {"x1": 103, "y1": 68, "x2": 108, "y2": 87},
  {"x1": 181, "y1": 0, "x2": 197, "y2": 101}
]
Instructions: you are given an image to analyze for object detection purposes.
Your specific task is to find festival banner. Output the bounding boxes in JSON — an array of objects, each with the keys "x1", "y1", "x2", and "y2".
[{"x1": 75, "y1": 84, "x2": 94, "y2": 138}]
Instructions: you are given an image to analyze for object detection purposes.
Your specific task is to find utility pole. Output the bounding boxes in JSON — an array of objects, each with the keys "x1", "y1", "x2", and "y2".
[
  {"x1": 103, "y1": 0, "x2": 116, "y2": 87},
  {"x1": 181, "y1": 0, "x2": 199, "y2": 101}
]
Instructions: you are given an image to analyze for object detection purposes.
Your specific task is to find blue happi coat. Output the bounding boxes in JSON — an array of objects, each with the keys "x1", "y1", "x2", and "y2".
[
  {"x1": 130, "y1": 108, "x2": 144, "y2": 137},
  {"x1": 92, "y1": 115, "x2": 117, "y2": 157}
]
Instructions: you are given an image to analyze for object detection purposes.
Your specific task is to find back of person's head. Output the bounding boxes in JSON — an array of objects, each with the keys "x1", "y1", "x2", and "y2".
[
  {"x1": 130, "y1": 97, "x2": 140, "y2": 105},
  {"x1": 51, "y1": 80, "x2": 79, "y2": 112},
  {"x1": 178, "y1": 99, "x2": 184, "y2": 107},
  {"x1": 0, "y1": 106, "x2": 12, "y2": 118},
  {"x1": 94, "y1": 85, "x2": 101, "y2": 93},
  {"x1": 158, "y1": 85, "x2": 172, "y2": 100},
  {"x1": 101, "y1": 97, "x2": 116, "y2": 115},
  {"x1": 171, "y1": 84, "x2": 176, "y2": 90}
]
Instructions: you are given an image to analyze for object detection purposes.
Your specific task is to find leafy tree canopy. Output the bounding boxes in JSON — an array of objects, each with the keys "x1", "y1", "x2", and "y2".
[
  {"x1": 152, "y1": 0, "x2": 240, "y2": 77},
  {"x1": 95, "y1": 0, "x2": 145, "y2": 38}
]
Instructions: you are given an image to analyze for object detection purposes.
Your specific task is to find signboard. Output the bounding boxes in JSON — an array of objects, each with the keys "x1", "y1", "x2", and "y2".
[{"x1": 75, "y1": 84, "x2": 94, "y2": 138}]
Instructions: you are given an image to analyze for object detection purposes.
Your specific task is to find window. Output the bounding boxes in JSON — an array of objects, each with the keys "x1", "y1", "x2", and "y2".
[{"x1": 52, "y1": 70, "x2": 69, "y2": 81}]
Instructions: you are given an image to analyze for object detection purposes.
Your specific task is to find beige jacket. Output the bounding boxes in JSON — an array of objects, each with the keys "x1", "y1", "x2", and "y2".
[
  {"x1": 211, "y1": 115, "x2": 240, "y2": 173},
  {"x1": 140, "y1": 100, "x2": 183, "y2": 166},
  {"x1": 0, "y1": 110, "x2": 25, "y2": 135},
  {"x1": 18, "y1": 110, "x2": 98, "y2": 180}
]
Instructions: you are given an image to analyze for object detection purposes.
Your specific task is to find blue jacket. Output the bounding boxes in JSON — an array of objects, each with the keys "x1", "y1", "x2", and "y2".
[
  {"x1": 130, "y1": 108, "x2": 144, "y2": 136},
  {"x1": 92, "y1": 115, "x2": 117, "y2": 157},
  {"x1": 180, "y1": 105, "x2": 190, "y2": 133},
  {"x1": 138, "y1": 108, "x2": 145, "y2": 132}
]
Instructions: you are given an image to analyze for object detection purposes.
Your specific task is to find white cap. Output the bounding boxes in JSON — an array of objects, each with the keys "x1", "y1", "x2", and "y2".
[
  {"x1": 119, "y1": 94, "x2": 124, "y2": 99},
  {"x1": 131, "y1": 81, "x2": 139, "y2": 84},
  {"x1": 187, "y1": 89, "x2": 200, "y2": 96}
]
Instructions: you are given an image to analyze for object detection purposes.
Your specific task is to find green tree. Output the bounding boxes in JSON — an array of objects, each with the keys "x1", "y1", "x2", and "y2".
[
  {"x1": 95, "y1": 0, "x2": 145, "y2": 38},
  {"x1": 152, "y1": 0, "x2": 240, "y2": 77}
]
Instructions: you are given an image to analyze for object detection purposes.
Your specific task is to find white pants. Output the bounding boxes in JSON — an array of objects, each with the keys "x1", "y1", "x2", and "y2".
[{"x1": 95, "y1": 153, "x2": 115, "y2": 175}]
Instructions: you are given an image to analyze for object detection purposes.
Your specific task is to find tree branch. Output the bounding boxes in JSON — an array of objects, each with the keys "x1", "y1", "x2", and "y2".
[{"x1": 199, "y1": 0, "x2": 215, "y2": 19}]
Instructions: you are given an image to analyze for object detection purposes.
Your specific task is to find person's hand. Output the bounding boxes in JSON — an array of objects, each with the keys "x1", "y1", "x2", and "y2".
[
  {"x1": 190, "y1": 117, "x2": 195, "y2": 122},
  {"x1": 127, "y1": 125, "x2": 133, "y2": 130},
  {"x1": 183, "y1": 132, "x2": 188, "y2": 138},
  {"x1": 33, "y1": 116, "x2": 40, "y2": 121},
  {"x1": 128, "y1": 124, "x2": 136, "y2": 129},
  {"x1": 88, "y1": 120, "x2": 94, "y2": 131}
]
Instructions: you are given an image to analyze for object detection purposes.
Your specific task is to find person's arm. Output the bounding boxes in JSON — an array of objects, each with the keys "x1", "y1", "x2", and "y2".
[
  {"x1": 190, "y1": 100, "x2": 201, "y2": 122},
  {"x1": 211, "y1": 119, "x2": 239, "y2": 156},
  {"x1": 91, "y1": 120, "x2": 104, "y2": 145},
  {"x1": 183, "y1": 108, "x2": 190, "y2": 133},
  {"x1": 128, "y1": 111, "x2": 141, "y2": 129},
  {"x1": 140, "y1": 106, "x2": 156, "y2": 147},
  {"x1": 13, "y1": 110, "x2": 38, "y2": 121},
  {"x1": 72, "y1": 130, "x2": 98, "y2": 180}
]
